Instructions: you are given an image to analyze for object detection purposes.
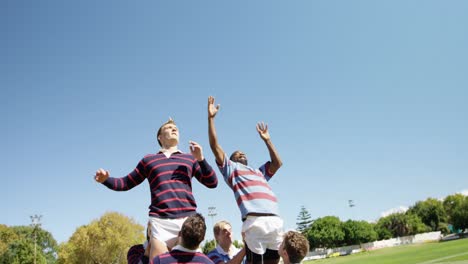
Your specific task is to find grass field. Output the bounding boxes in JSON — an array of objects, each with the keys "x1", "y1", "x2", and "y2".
[{"x1": 305, "y1": 238, "x2": 468, "y2": 264}]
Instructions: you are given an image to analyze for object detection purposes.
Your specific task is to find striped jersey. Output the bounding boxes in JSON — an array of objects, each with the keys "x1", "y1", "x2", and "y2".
[
  {"x1": 207, "y1": 245, "x2": 240, "y2": 264},
  {"x1": 218, "y1": 154, "x2": 279, "y2": 220},
  {"x1": 102, "y1": 152, "x2": 218, "y2": 218},
  {"x1": 151, "y1": 249, "x2": 214, "y2": 264}
]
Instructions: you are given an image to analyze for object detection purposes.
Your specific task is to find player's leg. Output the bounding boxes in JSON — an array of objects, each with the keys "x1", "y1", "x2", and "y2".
[{"x1": 149, "y1": 237, "x2": 169, "y2": 260}]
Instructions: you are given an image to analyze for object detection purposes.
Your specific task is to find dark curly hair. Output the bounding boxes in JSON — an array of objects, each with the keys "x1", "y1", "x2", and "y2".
[
  {"x1": 180, "y1": 213, "x2": 206, "y2": 249},
  {"x1": 283, "y1": 231, "x2": 309, "y2": 263}
]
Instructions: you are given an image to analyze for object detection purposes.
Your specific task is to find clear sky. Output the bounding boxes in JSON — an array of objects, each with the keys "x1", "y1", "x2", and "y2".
[{"x1": 2, "y1": 1, "x2": 467, "y2": 244}]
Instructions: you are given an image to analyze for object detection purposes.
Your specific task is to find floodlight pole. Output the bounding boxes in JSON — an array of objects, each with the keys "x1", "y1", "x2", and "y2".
[
  {"x1": 348, "y1": 200, "x2": 355, "y2": 220},
  {"x1": 208, "y1": 206, "x2": 217, "y2": 243},
  {"x1": 30, "y1": 214, "x2": 42, "y2": 264}
]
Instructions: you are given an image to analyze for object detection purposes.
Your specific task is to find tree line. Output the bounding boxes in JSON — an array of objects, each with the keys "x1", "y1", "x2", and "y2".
[
  {"x1": 296, "y1": 193, "x2": 468, "y2": 249},
  {"x1": 1, "y1": 193, "x2": 466, "y2": 263},
  {"x1": 1, "y1": 212, "x2": 144, "y2": 264},
  {"x1": 0, "y1": 224, "x2": 58, "y2": 264}
]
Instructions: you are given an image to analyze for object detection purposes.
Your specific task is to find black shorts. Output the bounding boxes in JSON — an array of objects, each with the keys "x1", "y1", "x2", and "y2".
[{"x1": 245, "y1": 246, "x2": 280, "y2": 264}]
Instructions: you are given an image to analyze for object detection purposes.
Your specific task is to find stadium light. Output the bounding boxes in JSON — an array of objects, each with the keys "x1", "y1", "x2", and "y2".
[{"x1": 30, "y1": 214, "x2": 42, "y2": 264}]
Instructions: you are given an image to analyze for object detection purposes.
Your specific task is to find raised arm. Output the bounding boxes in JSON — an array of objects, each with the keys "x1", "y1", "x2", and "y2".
[
  {"x1": 208, "y1": 96, "x2": 226, "y2": 165},
  {"x1": 226, "y1": 247, "x2": 246, "y2": 264},
  {"x1": 257, "y1": 122, "x2": 283, "y2": 174}
]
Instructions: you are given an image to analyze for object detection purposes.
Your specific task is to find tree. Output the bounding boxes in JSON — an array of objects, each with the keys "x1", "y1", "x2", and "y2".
[
  {"x1": 375, "y1": 213, "x2": 407, "y2": 239},
  {"x1": 0, "y1": 225, "x2": 18, "y2": 257},
  {"x1": 1, "y1": 239, "x2": 37, "y2": 264},
  {"x1": 374, "y1": 220, "x2": 392, "y2": 240},
  {"x1": 306, "y1": 216, "x2": 344, "y2": 249},
  {"x1": 232, "y1": 240, "x2": 243, "y2": 249},
  {"x1": 407, "y1": 198, "x2": 447, "y2": 231},
  {"x1": 202, "y1": 239, "x2": 216, "y2": 254},
  {"x1": 437, "y1": 222, "x2": 450, "y2": 235},
  {"x1": 0, "y1": 225, "x2": 57, "y2": 264},
  {"x1": 57, "y1": 211, "x2": 144, "y2": 264},
  {"x1": 406, "y1": 213, "x2": 431, "y2": 235},
  {"x1": 443, "y1": 194, "x2": 465, "y2": 219},
  {"x1": 443, "y1": 193, "x2": 465, "y2": 226},
  {"x1": 375, "y1": 212, "x2": 429, "y2": 240},
  {"x1": 342, "y1": 220, "x2": 377, "y2": 246},
  {"x1": 296, "y1": 206, "x2": 313, "y2": 234},
  {"x1": 451, "y1": 196, "x2": 468, "y2": 232}
]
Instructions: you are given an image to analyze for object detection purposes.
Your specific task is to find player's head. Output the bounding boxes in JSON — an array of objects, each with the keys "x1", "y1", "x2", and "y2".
[
  {"x1": 157, "y1": 118, "x2": 179, "y2": 147},
  {"x1": 230, "y1": 150, "x2": 248, "y2": 166},
  {"x1": 279, "y1": 231, "x2": 309, "y2": 264},
  {"x1": 180, "y1": 213, "x2": 206, "y2": 250},
  {"x1": 213, "y1": 220, "x2": 233, "y2": 247}
]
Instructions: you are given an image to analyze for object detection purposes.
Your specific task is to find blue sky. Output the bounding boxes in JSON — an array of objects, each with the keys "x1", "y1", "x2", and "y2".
[{"x1": 2, "y1": 1, "x2": 467, "y2": 244}]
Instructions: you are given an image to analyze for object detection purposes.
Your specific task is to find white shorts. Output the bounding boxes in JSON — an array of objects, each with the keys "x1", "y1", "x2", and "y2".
[
  {"x1": 149, "y1": 216, "x2": 188, "y2": 246},
  {"x1": 242, "y1": 215, "x2": 284, "y2": 255}
]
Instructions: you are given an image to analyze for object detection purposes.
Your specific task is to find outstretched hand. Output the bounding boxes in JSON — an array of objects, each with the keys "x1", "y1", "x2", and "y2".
[
  {"x1": 95, "y1": 168, "x2": 110, "y2": 183},
  {"x1": 208, "y1": 96, "x2": 220, "y2": 118},
  {"x1": 256, "y1": 122, "x2": 271, "y2": 141},
  {"x1": 189, "y1": 141, "x2": 204, "y2": 161}
]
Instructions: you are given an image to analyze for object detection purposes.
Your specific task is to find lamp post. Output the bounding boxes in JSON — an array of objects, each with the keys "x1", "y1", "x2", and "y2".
[
  {"x1": 208, "y1": 206, "x2": 217, "y2": 226},
  {"x1": 348, "y1": 200, "x2": 355, "y2": 220},
  {"x1": 30, "y1": 214, "x2": 42, "y2": 264},
  {"x1": 208, "y1": 206, "x2": 217, "y2": 243}
]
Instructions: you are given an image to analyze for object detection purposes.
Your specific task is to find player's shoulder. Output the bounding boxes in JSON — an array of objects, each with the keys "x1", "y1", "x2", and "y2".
[
  {"x1": 197, "y1": 252, "x2": 215, "y2": 264},
  {"x1": 206, "y1": 248, "x2": 219, "y2": 256}
]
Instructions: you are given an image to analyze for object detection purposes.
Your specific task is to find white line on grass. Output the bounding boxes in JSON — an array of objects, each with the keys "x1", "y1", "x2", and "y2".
[{"x1": 416, "y1": 252, "x2": 468, "y2": 264}]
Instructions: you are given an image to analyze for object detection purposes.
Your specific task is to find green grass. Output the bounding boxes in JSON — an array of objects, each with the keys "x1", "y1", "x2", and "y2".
[{"x1": 305, "y1": 238, "x2": 468, "y2": 264}]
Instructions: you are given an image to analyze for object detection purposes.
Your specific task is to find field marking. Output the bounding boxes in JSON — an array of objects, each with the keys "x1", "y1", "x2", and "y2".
[{"x1": 416, "y1": 251, "x2": 468, "y2": 264}]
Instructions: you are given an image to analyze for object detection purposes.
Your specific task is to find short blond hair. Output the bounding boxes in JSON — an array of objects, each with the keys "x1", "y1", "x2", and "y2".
[
  {"x1": 213, "y1": 220, "x2": 231, "y2": 237},
  {"x1": 157, "y1": 118, "x2": 176, "y2": 146}
]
